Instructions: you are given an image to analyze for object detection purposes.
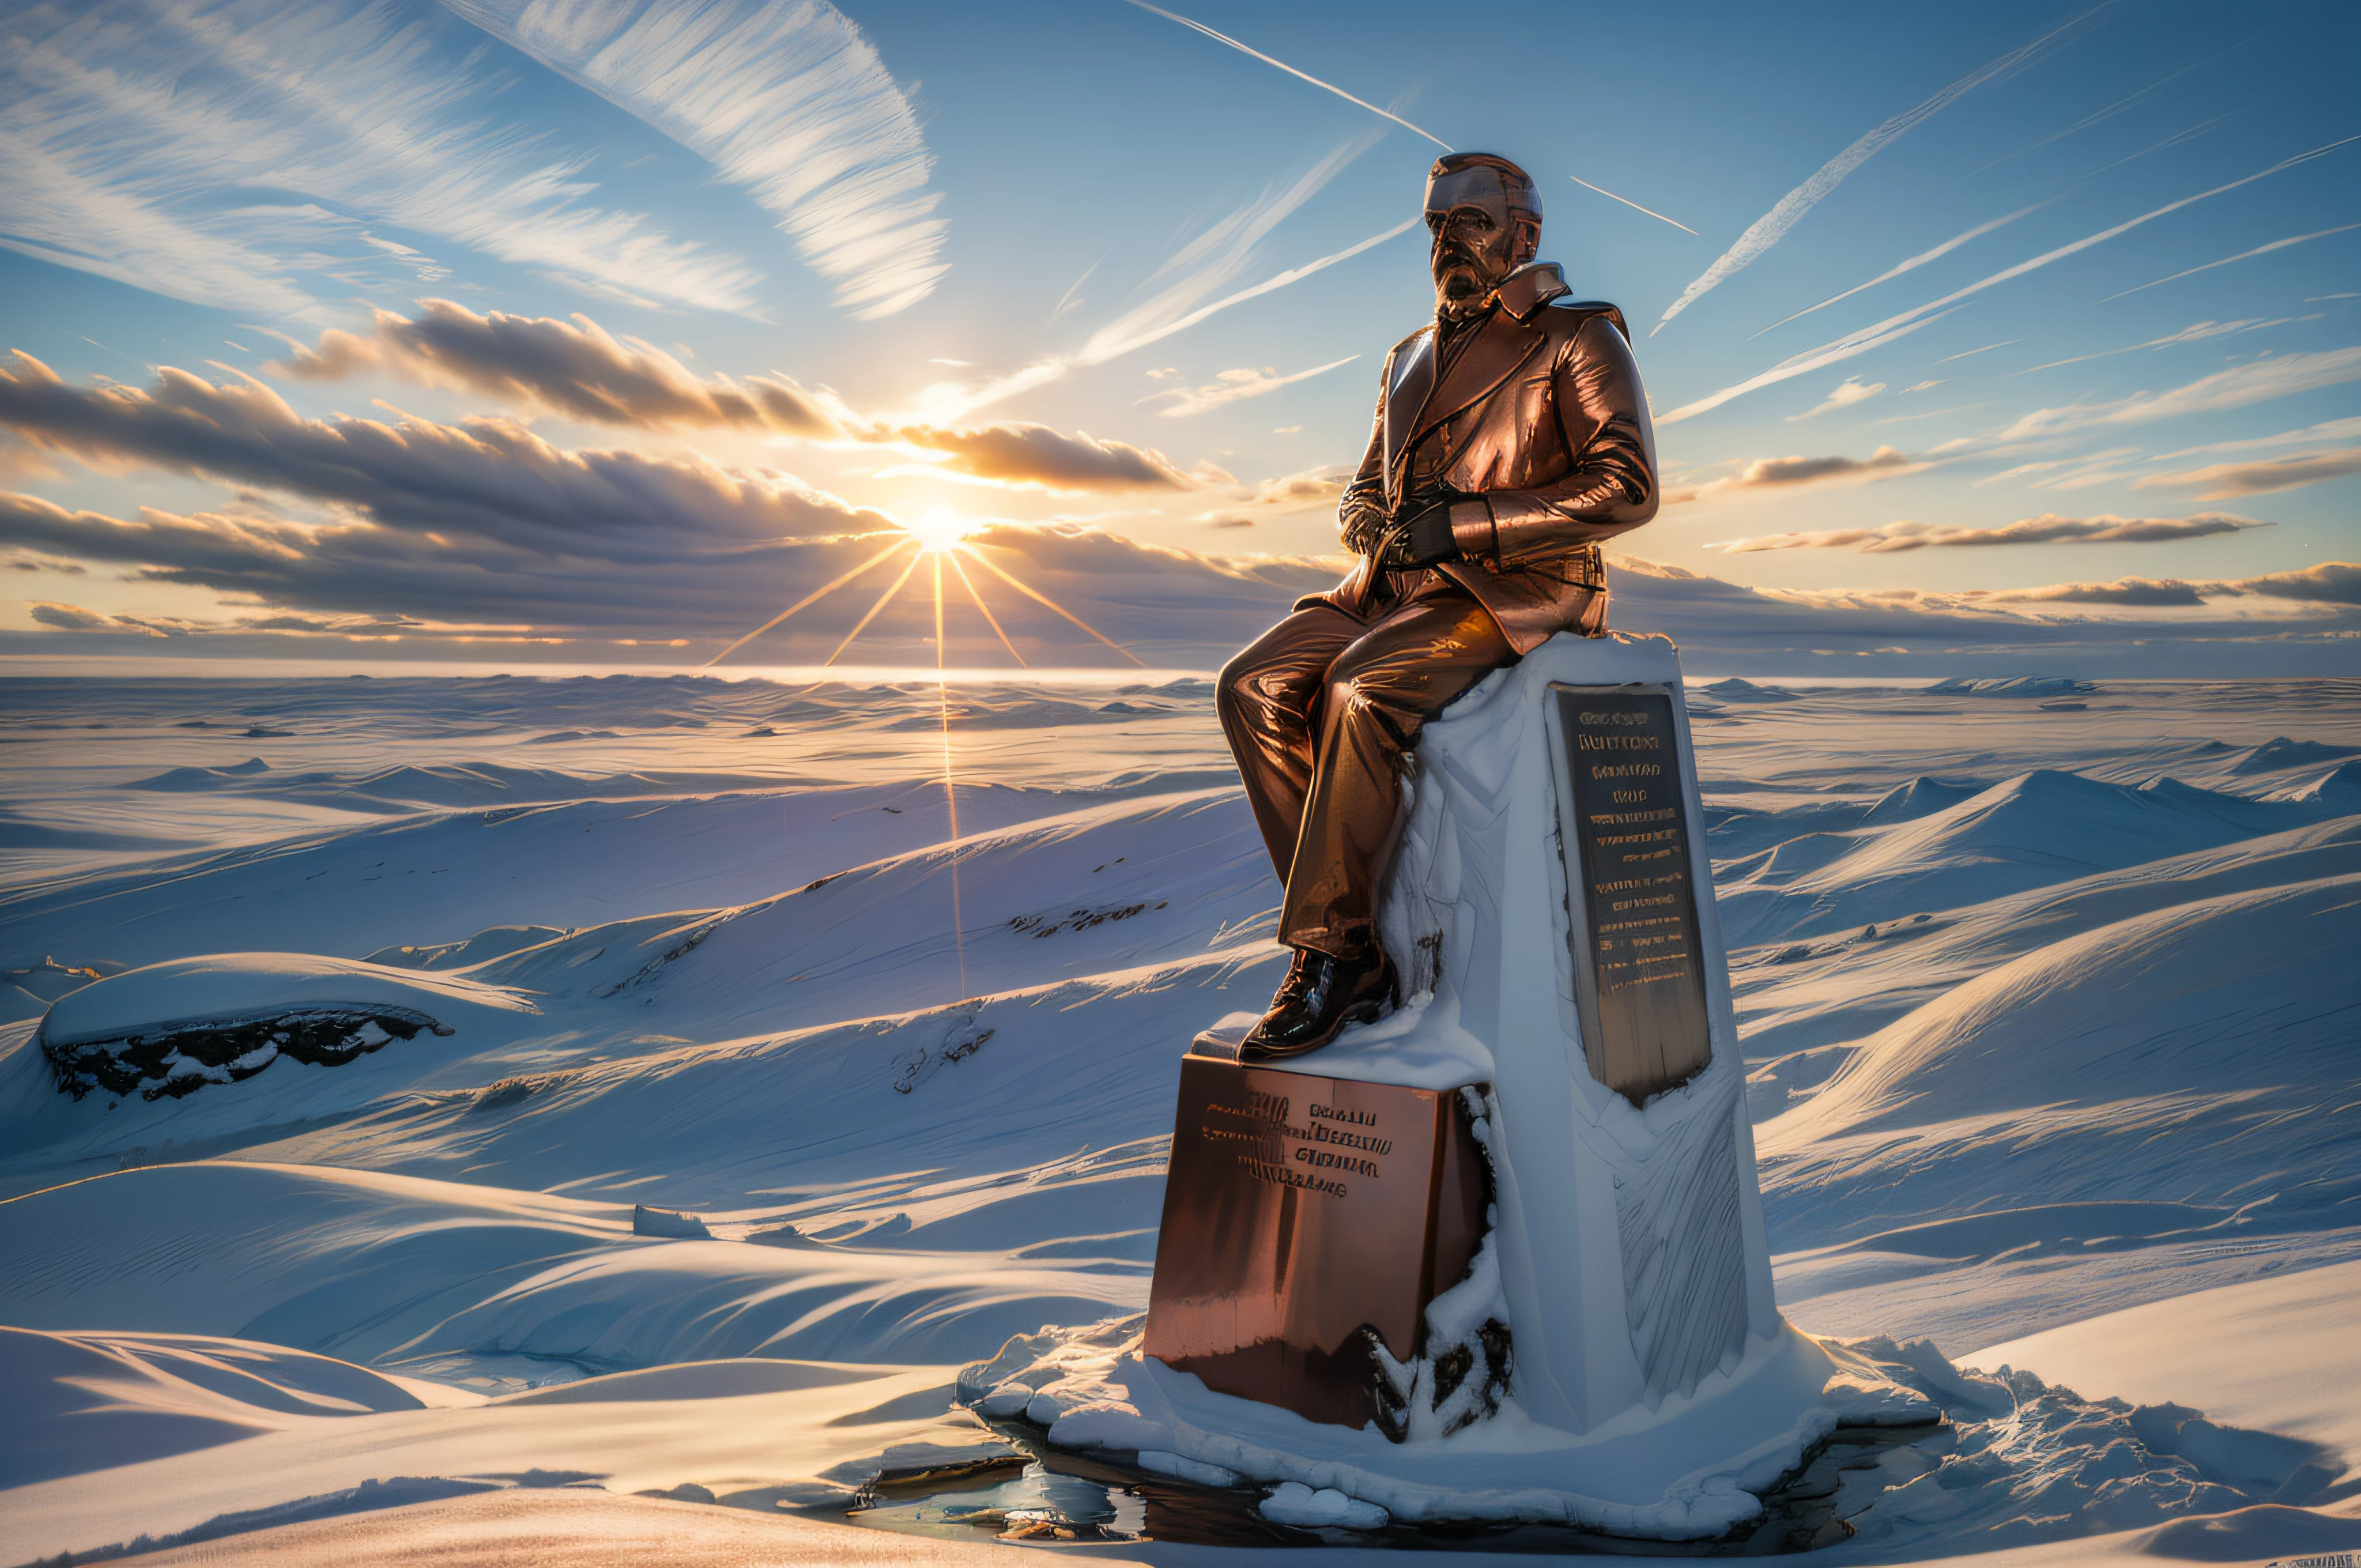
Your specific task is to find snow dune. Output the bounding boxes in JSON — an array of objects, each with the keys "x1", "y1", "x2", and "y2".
[{"x1": 2, "y1": 672, "x2": 2358, "y2": 1559}]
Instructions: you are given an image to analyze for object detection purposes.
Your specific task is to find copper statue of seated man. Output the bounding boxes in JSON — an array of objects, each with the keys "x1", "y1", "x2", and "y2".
[{"x1": 1218, "y1": 152, "x2": 1662, "y2": 1058}]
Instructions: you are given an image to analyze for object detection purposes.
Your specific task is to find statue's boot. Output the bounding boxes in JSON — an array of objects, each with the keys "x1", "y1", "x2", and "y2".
[{"x1": 1242, "y1": 943, "x2": 1398, "y2": 1060}]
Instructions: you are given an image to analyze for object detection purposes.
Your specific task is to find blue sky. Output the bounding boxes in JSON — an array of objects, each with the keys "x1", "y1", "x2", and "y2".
[{"x1": 1, "y1": 0, "x2": 2355, "y2": 670}]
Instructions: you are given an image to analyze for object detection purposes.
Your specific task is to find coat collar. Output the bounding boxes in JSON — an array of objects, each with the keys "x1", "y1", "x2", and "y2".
[{"x1": 1493, "y1": 260, "x2": 1571, "y2": 321}]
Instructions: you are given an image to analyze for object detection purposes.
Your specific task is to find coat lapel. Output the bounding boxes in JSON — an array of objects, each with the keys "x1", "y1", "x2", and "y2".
[
  {"x1": 1405, "y1": 310, "x2": 1545, "y2": 461},
  {"x1": 1381, "y1": 327, "x2": 1436, "y2": 483}
]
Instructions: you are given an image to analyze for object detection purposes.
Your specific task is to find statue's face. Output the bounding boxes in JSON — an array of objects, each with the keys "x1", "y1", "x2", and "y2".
[
  {"x1": 1429, "y1": 203, "x2": 1522, "y2": 315},
  {"x1": 1424, "y1": 164, "x2": 1537, "y2": 318}
]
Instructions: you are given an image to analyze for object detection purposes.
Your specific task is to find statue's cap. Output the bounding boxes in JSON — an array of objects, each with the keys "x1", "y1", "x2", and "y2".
[{"x1": 1425, "y1": 153, "x2": 1541, "y2": 227}]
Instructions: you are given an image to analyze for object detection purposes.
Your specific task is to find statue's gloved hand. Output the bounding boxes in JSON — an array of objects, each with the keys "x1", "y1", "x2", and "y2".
[
  {"x1": 1379, "y1": 497, "x2": 1469, "y2": 568},
  {"x1": 1339, "y1": 501, "x2": 1391, "y2": 556}
]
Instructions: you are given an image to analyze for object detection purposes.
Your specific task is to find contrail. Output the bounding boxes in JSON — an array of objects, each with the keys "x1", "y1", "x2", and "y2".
[
  {"x1": 1125, "y1": 3, "x2": 1701, "y2": 242},
  {"x1": 2096, "y1": 224, "x2": 2361, "y2": 303},
  {"x1": 1657, "y1": 133, "x2": 2361, "y2": 423},
  {"x1": 1750, "y1": 205, "x2": 2041, "y2": 338},
  {"x1": 1569, "y1": 176, "x2": 1698, "y2": 235},
  {"x1": 1080, "y1": 217, "x2": 1421, "y2": 364},
  {"x1": 1969, "y1": 40, "x2": 2245, "y2": 175},
  {"x1": 1125, "y1": 1, "x2": 1449, "y2": 149},
  {"x1": 1651, "y1": 5, "x2": 2104, "y2": 336}
]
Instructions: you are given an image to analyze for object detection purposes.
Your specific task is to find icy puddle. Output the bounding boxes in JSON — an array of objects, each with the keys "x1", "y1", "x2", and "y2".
[{"x1": 843, "y1": 1416, "x2": 1938, "y2": 1552}]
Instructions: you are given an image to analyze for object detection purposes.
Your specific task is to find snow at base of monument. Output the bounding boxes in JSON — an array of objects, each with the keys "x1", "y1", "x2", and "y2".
[
  {"x1": 960, "y1": 1311, "x2": 2334, "y2": 1551},
  {"x1": 959, "y1": 1319, "x2": 1929, "y2": 1536}
]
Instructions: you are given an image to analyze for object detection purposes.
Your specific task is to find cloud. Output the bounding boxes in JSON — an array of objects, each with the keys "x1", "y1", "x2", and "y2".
[
  {"x1": 1786, "y1": 377, "x2": 1884, "y2": 421},
  {"x1": 1752, "y1": 206, "x2": 2040, "y2": 338},
  {"x1": 1076, "y1": 135, "x2": 1412, "y2": 367},
  {"x1": 25, "y1": 600, "x2": 167, "y2": 636},
  {"x1": 0, "y1": 352, "x2": 869, "y2": 556},
  {"x1": 2012, "y1": 317, "x2": 2300, "y2": 374},
  {"x1": 1987, "y1": 578, "x2": 2209, "y2": 606},
  {"x1": 2096, "y1": 223, "x2": 2361, "y2": 303},
  {"x1": 0, "y1": 481, "x2": 1343, "y2": 657},
  {"x1": 877, "y1": 424, "x2": 1208, "y2": 492},
  {"x1": 1147, "y1": 356, "x2": 1359, "y2": 417},
  {"x1": 1245, "y1": 466, "x2": 1353, "y2": 510},
  {"x1": 443, "y1": 0, "x2": 945, "y2": 319},
  {"x1": 1669, "y1": 445, "x2": 1921, "y2": 503},
  {"x1": 266, "y1": 304, "x2": 1202, "y2": 491},
  {"x1": 2138, "y1": 446, "x2": 2361, "y2": 499},
  {"x1": 1191, "y1": 463, "x2": 1352, "y2": 527},
  {"x1": 1658, "y1": 135, "x2": 2361, "y2": 422},
  {"x1": 2207, "y1": 561, "x2": 2361, "y2": 606},
  {"x1": 275, "y1": 300, "x2": 847, "y2": 438},
  {"x1": 0, "y1": 0, "x2": 758, "y2": 318},
  {"x1": 1989, "y1": 346, "x2": 2361, "y2": 442},
  {"x1": 1709, "y1": 511, "x2": 2268, "y2": 554},
  {"x1": 13, "y1": 491, "x2": 2359, "y2": 675},
  {"x1": 1650, "y1": 10, "x2": 2094, "y2": 334}
]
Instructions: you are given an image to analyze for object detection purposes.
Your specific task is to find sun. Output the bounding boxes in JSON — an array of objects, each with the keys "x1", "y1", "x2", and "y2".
[{"x1": 902, "y1": 506, "x2": 978, "y2": 553}]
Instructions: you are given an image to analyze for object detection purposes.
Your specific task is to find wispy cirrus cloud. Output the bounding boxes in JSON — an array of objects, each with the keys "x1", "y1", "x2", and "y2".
[
  {"x1": 1707, "y1": 511, "x2": 2268, "y2": 554},
  {"x1": 443, "y1": 0, "x2": 946, "y2": 320},
  {"x1": 1076, "y1": 135, "x2": 1398, "y2": 367},
  {"x1": 2096, "y1": 223, "x2": 2361, "y2": 303},
  {"x1": 1981, "y1": 346, "x2": 2361, "y2": 443},
  {"x1": 1142, "y1": 356, "x2": 1359, "y2": 418},
  {"x1": 1658, "y1": 135, "x2": 2361, "y2": 423},
  {"x1": 265, "y1": 301, "x2": 1210, "y2": 492},
  {"x1": 0, "y1": 0, "x2": 759, "y2": 318},
  {"x1": 1786, "y1": 377, "x2": 1884, "y2": 421},
  {"x1": 1751, "y1": 206, "x2": 2040, "y2": 338},
  {"x1": 897, "y1": 138, "x2": 1416, "y2": 424},
  {"x1": 2009, "y1": 316, "x2": 2304, "y2": 374},
  {"x1": 1650, "y1": 9, "x2": 2097, "y2": 336}
]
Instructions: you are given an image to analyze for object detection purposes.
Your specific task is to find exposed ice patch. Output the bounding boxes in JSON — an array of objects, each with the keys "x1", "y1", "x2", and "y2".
[
  {"x1": 1926, "y1": 676, "x2": 2096, "y2": 698},
  {"x1": 1259, "y1": 1480, "x2": 1389, "y2": 1528}
]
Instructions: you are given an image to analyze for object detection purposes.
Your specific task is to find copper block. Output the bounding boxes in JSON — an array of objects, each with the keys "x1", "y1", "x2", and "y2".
[{"x1": 1144, "y1": 1043, "x2": 1486, "y2": 1432}]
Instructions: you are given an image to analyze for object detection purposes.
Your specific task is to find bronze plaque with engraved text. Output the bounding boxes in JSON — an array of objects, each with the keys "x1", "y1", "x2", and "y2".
[
  {"x1": 1553, "y1": 685, "x2": 1713, "y2": 1103},
  {"x1": 1144, "y1": 1053, "x2": 1484, "y2": 1431}
]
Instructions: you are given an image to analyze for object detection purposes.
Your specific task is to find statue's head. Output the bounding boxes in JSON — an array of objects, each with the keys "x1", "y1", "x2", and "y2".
[{"x1": 1424, "y1": 153, "x2": 1541, "y2": 319}]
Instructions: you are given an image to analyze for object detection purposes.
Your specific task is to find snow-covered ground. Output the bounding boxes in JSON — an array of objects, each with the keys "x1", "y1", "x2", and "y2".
[{"x1": 2, "y1": 670, "x2": 2356, "y2": 1563}]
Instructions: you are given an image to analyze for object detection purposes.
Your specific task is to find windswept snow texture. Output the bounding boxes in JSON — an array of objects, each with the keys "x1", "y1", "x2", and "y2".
[{"x1": 2, "y1": 670, "x2": 2359, "y2": 1558}]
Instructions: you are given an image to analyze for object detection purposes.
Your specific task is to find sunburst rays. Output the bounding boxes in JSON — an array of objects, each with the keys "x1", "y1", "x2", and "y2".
[
  {"x1": 703, "y1": 511, "x2": 1145, "y2": 1008},
  {"x1": 701, "y1": 512, "x2": 1144, "y2": 673}
]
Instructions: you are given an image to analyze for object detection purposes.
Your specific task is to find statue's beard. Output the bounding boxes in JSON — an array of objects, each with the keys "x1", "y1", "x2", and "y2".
[
  {"x1": 1435, "y1": 251, "x2": 1490, "y2": 318},
  {"x1": 1425, "y1": 242, "x2": 1502, "y2": 319}
]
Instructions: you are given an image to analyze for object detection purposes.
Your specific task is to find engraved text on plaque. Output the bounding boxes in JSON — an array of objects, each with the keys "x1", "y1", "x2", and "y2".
[{"x1": 1552, "y1": 684, "x2": 1713, "y2": 1103}]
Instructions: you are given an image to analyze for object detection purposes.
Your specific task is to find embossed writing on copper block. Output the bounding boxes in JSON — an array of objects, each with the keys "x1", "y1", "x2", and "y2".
[
  {"x1": 1144, "y1": 1051, "x2": 1485, "y2": 1433},
  {"x1": 1552, "y1": 685, "x2": 1713, "y2": 1105}
]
